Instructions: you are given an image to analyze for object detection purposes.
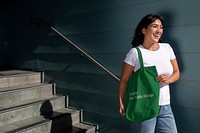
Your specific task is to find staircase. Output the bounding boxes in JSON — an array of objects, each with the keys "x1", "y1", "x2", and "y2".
[{"x1": 0, "y1": 70, "x2": 98, "y2": 133}]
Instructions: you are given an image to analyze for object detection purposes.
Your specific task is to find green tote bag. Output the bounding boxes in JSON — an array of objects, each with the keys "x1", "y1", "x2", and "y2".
[{"x1": 125, "y1": 47, "x2": 160, "y2": 122}]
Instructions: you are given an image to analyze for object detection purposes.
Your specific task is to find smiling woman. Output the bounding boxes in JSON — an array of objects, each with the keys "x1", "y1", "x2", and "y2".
[{"x1": 118, "y1": 14, "x2": 180, "y2": 133}]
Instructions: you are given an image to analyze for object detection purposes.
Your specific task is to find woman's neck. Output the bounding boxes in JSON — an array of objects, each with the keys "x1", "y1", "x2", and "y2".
[{"x1": 142, "y1": 42, "x2": 159, "y2": 51}]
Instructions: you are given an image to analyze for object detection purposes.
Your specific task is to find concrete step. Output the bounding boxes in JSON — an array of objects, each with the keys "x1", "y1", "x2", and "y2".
[
  {"x1": 0, "y1": 70, "x2": 42, "y2": 88},
  {"x1": 70, "y1": 122, "x2": 97, "y2": 133},
  {"x1": 0, "y1": 70, "x2": 97, "y2": 133},
  {"x1": 0, "y1": 108, "x2": 96, "y2": 133},
  {"x1": 0, "y1": 83, "x2": 54, "y2": 107},
  {"x1": 0, "y1": 95, "x2": 67, "y2": 127}
]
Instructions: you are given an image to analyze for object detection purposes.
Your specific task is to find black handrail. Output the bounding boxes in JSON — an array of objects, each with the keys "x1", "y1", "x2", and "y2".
[{"x1": 33, "y1": 19, "x2": 120, "y2": 82}]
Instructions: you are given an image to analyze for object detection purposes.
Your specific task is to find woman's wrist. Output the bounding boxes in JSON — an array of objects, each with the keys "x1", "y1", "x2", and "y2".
[{"x1": 169, "y1": 77, "x2": 172, "y2": 84}]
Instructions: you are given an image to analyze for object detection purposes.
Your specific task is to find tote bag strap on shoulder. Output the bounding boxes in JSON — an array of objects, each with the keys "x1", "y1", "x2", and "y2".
[{"x1": 136, "y1": 47, "x2": 144, "y2": 68}]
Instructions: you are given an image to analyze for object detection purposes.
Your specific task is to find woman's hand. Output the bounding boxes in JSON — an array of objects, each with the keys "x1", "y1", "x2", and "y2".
[
  {"x1": 119, "y1": 103, "x2": 125, "y2": 116},
  {"x1": 156, "y1": 74, "x2": 171, "y2": 84}
]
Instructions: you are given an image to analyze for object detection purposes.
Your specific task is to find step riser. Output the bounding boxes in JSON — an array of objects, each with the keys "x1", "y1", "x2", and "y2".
[
  {"x1": 14, "y1": 122, "x2": 52, "y2": 133},
  {"x1": 86, "y1": 127, "x2": 96, "y2": 133},
  {"x1": 0, "y1": 84, "x2": 53, "y2": 107},
  {"x1": 0, "y1": 74, "x2": 41, "y2": 88},
  {"x1": 0, "y1": 97, "x2": 66, "y2": 126},
  {"x1": 49, "y1": 112, "x2": 80, "y2": 133}
]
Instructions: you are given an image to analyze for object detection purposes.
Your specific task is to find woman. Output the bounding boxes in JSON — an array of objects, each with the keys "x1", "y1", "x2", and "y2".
[{"x1": 118, "y1": 14, "x2": 180, "y2": 133}]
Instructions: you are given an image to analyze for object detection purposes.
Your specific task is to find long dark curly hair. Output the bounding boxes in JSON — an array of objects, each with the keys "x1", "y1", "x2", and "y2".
[{"x1": 131, "y1": 14, "x2": 164, "y2": 47}]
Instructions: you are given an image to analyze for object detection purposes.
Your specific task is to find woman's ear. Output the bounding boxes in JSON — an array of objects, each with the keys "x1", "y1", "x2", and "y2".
[{"x1": 142, "y1": 28, "x2": 146, "y2": 34}]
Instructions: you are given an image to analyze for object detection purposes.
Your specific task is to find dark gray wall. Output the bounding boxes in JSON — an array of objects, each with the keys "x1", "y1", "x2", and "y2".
[{"x1": 0, "y1": 0, "x2": 200, "y2": 132}]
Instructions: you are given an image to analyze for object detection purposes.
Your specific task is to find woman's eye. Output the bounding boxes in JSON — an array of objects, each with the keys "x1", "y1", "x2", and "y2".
[
  {"x1": 151, "y1": 25, "x2": 157, "y2": 28},
  {"x1": 152, "y1": 25, "x2": 163, "y2": 29}
]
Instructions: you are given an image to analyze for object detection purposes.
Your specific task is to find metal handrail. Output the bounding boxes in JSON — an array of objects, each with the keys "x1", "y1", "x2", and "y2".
[{"x1": 33, "y1": 19, "x2": 120, "y2": 82}]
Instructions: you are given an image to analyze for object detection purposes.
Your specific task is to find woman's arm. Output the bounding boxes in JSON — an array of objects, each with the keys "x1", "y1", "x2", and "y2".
[{"x1": 118, "y1": 63, "x2": 134, "y2": 116}]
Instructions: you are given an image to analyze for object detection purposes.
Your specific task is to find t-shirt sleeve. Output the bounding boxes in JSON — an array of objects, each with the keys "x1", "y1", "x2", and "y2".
[
  {"x1": 124, "y1": 48, "x2": 137, "y2": 66},
  {"x1": 168, "y1": 44, "x2": 176, "y2": 60}
]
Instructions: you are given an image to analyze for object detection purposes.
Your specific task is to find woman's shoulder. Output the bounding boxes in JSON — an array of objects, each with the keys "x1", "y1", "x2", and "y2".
[
  {"x1": 125, "y1": 47, "x2": 138, "y2": 59},
  {"x1": 159, "y1": 43, "x2": 173, "y2": 49},
  {"x1": 159, "y1": 42, "x2": 170, "y2": 47},
  {"x1": 159, "y1": 43, "x2": 175, "y2": 55},
  {"x1": 127, "y1": 47, "x2": 137, "y2": 53}
]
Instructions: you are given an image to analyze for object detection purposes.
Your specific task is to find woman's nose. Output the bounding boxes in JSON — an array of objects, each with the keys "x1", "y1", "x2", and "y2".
[{"x1": 156, "y1": 27, "x2": 163, "y2": 33}]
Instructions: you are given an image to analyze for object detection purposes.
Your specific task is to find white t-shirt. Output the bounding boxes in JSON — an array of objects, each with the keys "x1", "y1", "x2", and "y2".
[{"x1": 124, "y1": 43, "x2": 176, "y2": 105}]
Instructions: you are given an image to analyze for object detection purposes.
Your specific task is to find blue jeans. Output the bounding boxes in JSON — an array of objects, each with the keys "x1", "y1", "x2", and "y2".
[{"x1": 131, "y1": 105, "x2": 178, "y2": 133}]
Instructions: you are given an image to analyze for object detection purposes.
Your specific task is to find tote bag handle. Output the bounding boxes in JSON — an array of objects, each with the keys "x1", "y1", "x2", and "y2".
[{"x1": 136, "y1": 47, "x2": 144, "y2": 68}]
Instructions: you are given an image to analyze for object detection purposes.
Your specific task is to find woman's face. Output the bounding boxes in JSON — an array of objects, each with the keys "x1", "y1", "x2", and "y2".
[{"x1": 142, "y1": 19, "x2": 163, "y2": 44}]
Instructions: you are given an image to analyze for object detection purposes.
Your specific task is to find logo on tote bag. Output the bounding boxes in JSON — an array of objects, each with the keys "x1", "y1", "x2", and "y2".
[{"x1": 129, "y1": 92, "x2": 155, "y2": 100}]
